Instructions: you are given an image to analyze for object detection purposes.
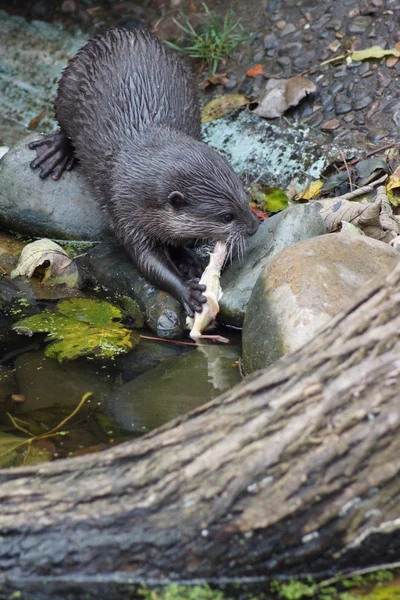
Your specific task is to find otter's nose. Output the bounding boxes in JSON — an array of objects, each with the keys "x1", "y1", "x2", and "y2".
[{"x1": 247, "y1": 215, "x2": 260, "y2": 236}]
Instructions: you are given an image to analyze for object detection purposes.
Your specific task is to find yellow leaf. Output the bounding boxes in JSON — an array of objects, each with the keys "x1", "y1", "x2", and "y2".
[
  {"x1": 351, "y1": 46, "x2": 400, "y2": 61},
  {"x1": 296, "y1": 180, "x2": 324, "y2": 201},
  {"x1": 201, "y1": 94, "x2": 249, "y2": 123},
  {"x1": 386, "y1": 166, "x2": 400, "y2": 206}
]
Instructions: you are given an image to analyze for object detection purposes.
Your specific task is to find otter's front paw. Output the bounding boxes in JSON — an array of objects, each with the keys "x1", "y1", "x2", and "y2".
[
  {"x1": 29, "y1": 132, "x2": 75, "y2": 180},
  {"x1": 182, "y1": 279, "x2": 207, "y2": 318}
]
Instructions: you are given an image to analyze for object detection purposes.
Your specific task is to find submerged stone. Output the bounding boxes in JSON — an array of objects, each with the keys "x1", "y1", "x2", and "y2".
[{"x1": 106, "y1": 344, "x2": 241, "y2": 433}]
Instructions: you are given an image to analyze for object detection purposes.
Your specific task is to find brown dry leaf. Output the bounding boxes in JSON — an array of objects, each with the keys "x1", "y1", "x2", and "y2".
[
  {"x1": 28, "y1": 110, "x2": 46, "y2": 130},
  {"x1": 350, "y1": 46, "x2": 400, "y2": 61},
  {"x1": 11, "y1": 239, "x2": 80, "y2": 288},
  {"x1": 250, "y1": 75, "x2": 317, "y2": 119},
  {"x1": 311, "y1": 185, "x2": 400, "y2": 242},
  {"x1": 203, "y1": 73, "x2": 229, "y2": 89},
  {"x1": 246, "y1": 64, "x2": 264, "y2": 77},
  {"x1": 201, "y1": 94, "x2": 249, "y2": 123}
]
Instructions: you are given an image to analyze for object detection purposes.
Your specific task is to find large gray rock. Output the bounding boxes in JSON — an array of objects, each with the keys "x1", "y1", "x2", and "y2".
[
  {"x1": 77, "y1": 242, "x2": 187, "y2": 338},
  {"x1": 242, "y1": 231, "x2": 400, "y2": 374},
  {"x1": 106, "y1": 344, "x2": 241, "y2": 433},
  {"x1": 220, "y1": 204, "x2": 327, "y2": 326},
  {"x1": 0, "y1": 134, "x2": 111, "y2": 240}
]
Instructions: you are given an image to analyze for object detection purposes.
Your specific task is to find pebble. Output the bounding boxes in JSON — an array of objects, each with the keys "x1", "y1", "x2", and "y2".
[
  {"x1": 348, "y1": 15, "x2": 372, "y2": 33},
  {"x1": 253, "y1": 51, "x2": 264, "y2": 62},
  {"x1": 276, "y1": 56, "x2": 292, "y2": 67},
  {"x1": 224, "y1": 77, "x2": 238, "y2": 91},
  {"x1": 263, "y1": 33, "x2": 278, "y2": 49},
  {"x1": 302, "y1": 31, "x2": 314, "y2": 42},
  {"x1": 353, "y1": 95, "x2": 373, "y2": 110},
  {"x1": 358, "y1": 61, "x2": 370, "y2": 76},
  {"x1": 386, "y1": 57, "x2": 399, "y2": 68},
  {"x1": 323, "y1": 101, "x2": 335, "y2": 113},
  {"x1": 331, "y1": 82, "x2": 344, "y2": 95},
  {"x1": 335, "y1": 101, "x2": 353, "y2": 114},
  {"x1": 377, "y1": 71, "x2": 391, "y2": 87},
  {"x1": 343, "y1": 113, "x2": 355, "y2": 123},
  {"x1": 280, "y1": 42, "x2": 303, "y2": 57},
  {"x1": 280, "y1": 23, "x2": 296, "y2": 36},
  {"x1": 320, "y1": 118, "x2": 340, "y2": 131},
  {"x1": 326, "y1": 18, "x2": 343, "y2": 31}
]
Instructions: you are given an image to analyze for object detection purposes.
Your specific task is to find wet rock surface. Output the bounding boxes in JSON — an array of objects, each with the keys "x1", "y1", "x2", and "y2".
[
  {"x1": 77, "y1": 242, "x2": 186, "y2": 339},
  {"x1": 220, "y1": 205, "x2": 327, "y2": 326},
  {"x1": 0, "y1": 135, "x2": 111, "y2": 240},
  {"x1": 106, "y1": 344, "x2": 241, "y2": 433},
  {"x1": 242, "y1": 231, "x2": 400, "y2": 374}
]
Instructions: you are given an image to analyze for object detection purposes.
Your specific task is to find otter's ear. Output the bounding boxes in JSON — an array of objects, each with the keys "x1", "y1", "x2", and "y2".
[{"x1": 168, "y1": 191, "x2": 187, "y2": 207}]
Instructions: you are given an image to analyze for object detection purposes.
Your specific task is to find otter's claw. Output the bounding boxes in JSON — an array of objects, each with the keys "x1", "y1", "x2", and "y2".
[
  {"x1": 182, "y1": 279, "x2": 207, "y2": 317},
  {"x1": 29, "y1": 131, "x2": 75, "y2": 180}
]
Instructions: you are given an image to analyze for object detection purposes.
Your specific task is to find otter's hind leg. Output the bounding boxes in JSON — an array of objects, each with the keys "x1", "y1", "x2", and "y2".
[{"x1": 29, "y1": 131, "x2": 76, "y2": 180}]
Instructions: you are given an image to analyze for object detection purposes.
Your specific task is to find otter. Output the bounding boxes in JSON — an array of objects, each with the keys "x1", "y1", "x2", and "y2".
[{"x1": 29, "y1": 27, "x2": 259, "y2": 316}]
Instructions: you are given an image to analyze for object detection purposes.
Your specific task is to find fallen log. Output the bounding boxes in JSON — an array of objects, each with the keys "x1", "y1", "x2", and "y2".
[{"x1": 2, "y1": 261, "x2": 400, "y2": 599}]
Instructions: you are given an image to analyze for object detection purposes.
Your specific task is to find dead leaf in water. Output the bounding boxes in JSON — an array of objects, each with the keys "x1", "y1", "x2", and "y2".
[
  {"x1": 249, "y1": 75, "x2": 316, "y2": 119},
  {"x1": 201, "y1": 94, "x2": 249, "y2": 123}
]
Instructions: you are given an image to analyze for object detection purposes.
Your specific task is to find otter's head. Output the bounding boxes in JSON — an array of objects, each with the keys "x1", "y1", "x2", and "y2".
[
  {"x1": 112, "y1": 130, "x2": 259, "y2": 256},
  {"x1": 148, "y1": 137, "x2": 259, "y2": 257}
]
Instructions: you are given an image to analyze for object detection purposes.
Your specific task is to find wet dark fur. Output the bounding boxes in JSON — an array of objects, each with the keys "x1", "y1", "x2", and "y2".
[{"x1": 44, "y1": 28, "x2": 259, "y2": 314}]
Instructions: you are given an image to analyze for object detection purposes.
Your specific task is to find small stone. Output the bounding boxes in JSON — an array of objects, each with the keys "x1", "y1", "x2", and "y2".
[
  {"x1": 293, "y1": 50, "x2": 315, "y2": 69},
  {"x1": 302, "y1": 31, "x2": 314, "y2": 42},
  {"x1": 365, "y1": 100, "x2": 380, "y2": 119},
  {"x1": 320, "y1": 119, "x2": 340, "y2": 131},
  {"x1": 358, "y1": 61, "x2": 370, "y2": 76},
  {"x1": 343, "y1": 113, "x2": 355, "y2": 123},
  {"x1": 386, "y1": 57, "x2": 399, "y2": 68},
  {"x1": 376, "y1": 70, "x2": 390, "y2": 88},
  {"x1": 353, "y1": 95, "x2": 373, "y2": 110},
  {"x1": 224, "y1": 77, "x2": 238, "y2": 91},
  {"x1": 253, "y1": 51, "x2": 264, "y2": 62},
  {"x1": 348, "y1": 15, "x2": 372, "y2": 33},
  {"x1": 263, "y1": 33, "x2": 278, "y2": 49},
  {"x1": 333, "y1": 67, "x2": 348, "y2": 78},
  {"x1": 311, "y1": 14, "x2": 331, "y2": 31},
  {"x1": 372, "y1": 0, "x2": 383, "y2": 6},
  {"x1": 335, "y1": 101, "x2": 352, "y2": 114},
  {"x1": 280, "y1": 23, "x2": 296, "y2": 37},
  {"x1": 276, "y1": 56, "x2": 292, "y2": 67},
  {"x1": 275, "y1": 20, "x2": 287, "y2": 30},
  {"x1": 280, "y1": 42, "x2": 303, "y2": 57},
  {"x1": 331, "y1": 82, "x2": 344, "y2": 95},
  {"x1": 323, "y1": 101, "x2": 335, "y2": 113},
  {"x1": 354, "y1": 116, "x2": 365, "y2": 126},
  {"x1": 326, "y1": 18, "x2": 343, "y2": 31},
  {"x1": 348, "y1": 8, "x2": 360, "y2": 18}
]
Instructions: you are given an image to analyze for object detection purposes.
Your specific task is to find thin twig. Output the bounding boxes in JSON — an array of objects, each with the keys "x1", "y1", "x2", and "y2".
[
  {"x1": 333, "y1": 173, "x2": 388, "y2": 201},
  {"x1": 339, "y1": 147, "x2": 353, "y2": 191},
  {"x1": 318, "y1": 560, "x2": 400, "y2": 589}
]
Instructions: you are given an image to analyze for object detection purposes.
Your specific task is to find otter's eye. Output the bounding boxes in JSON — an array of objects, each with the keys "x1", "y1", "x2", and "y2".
[
  {"x1": 168, "y1": 191, "x2": 186, "y2": 207},
  {"x1": 222, "y1": 213, "x2": 234, "y2": 224}
]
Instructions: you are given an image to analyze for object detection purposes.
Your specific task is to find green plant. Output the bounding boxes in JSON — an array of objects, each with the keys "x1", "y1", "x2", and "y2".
[{"x1": 166, "y1": 4, "x2": 250, "y2": 75}]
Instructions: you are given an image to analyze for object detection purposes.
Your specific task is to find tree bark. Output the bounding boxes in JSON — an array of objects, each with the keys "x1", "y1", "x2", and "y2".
[{"x1": 2, "y1": 262, "x2": 400, "y2": 599}]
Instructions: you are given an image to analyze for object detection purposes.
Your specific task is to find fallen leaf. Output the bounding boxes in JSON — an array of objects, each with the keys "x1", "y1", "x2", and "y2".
[
  {"x1": 246, "y1": 64, "x2": 264, "y2": 77},
  {"x1": 350, "y1": 46, "x2": 400, "y2": 61},
  {"x1": 249, "y1": 75, "x2": 316, "y2": 119},
  {"x1": 321, "y1": 171, "x2": 349, "y2": 192},
  {"x1": 356, "y1": 158, "x2": 388, "y2": 179},
  {"x1": 386, "y1": 166, "x2": 400, "y2": 206},
  {"x1": 296, "y1": 180, "x2": 324, "y2": 201},
  {"x1": 201, "y1": 94, "x2": 249, "y2": 123},
  {"x1": 11, "y1": 239, "x2": 80, "y2": 289},
  {"x1": 203, "y1": 73, "x2": 229, "y2": 88},
  {"x1": 28, "y1": 110, "x2": 46, "y2": 130},
  {"x1": 13, "y1": 298, "x2": 138, "y2": 362}
]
